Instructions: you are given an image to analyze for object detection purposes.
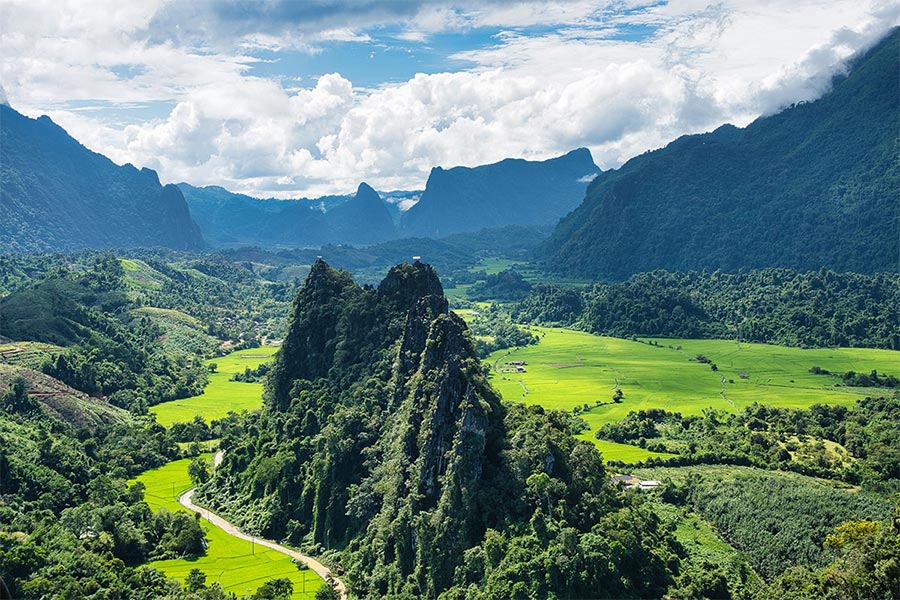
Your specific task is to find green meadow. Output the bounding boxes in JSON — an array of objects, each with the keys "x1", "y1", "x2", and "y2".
[
  {"x1": 151, "y1": 347, "x2": 278, "y2": 427},
  {"x1": 469, "y1": 257, "x2": 524, "y2": 275},
  {"x1": 487, "y1": 327, "x2": 900, "y2": 461},
  {"x1": 133, "y1": 457, "x2": 323, "y2": 598}
]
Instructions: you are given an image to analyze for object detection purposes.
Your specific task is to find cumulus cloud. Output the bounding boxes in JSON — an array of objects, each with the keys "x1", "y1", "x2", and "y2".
[{"x1": 1, "y1": 0, "x2": 897, "y2": 197}]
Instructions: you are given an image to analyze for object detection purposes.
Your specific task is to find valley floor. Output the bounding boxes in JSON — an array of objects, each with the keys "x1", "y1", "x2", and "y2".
[
  {"x1": 486, "y1": 326, "x2": 899, "y2": 461},
  {"x1": 138, "y1": 349, "x2": 330, "y2": 599}
]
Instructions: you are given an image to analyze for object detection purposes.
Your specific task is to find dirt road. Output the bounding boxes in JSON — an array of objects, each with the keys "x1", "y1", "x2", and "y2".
[{"x1": 179, "y1": 450, "x2": 347, "y2": 599}]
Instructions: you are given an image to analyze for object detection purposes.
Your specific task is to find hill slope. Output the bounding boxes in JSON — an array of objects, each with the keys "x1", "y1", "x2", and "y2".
[
  {"x1": 0, "y1": 363, "x2": 129, "y2": 429},
  {"x1": 0, "y1": 105, "x2": 204, "y2": 253},
  {"x1": 542, "y1": 29, "x2": 900, "y2": 279},
  {"x1": 401, "y1": 148, "x2": 600, "y2": 237}
]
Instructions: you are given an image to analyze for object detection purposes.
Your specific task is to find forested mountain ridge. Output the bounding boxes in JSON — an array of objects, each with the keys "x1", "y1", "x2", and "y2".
[
  {"x1": 199, "y1": 260, "x2": 682, "y2": 599},
  {"x1": 179, "y1": 181, "x2": 398, "y2": 248},
  {"x1": 0, "y1": 104, "x2": 204, "y2": 253},
  {"x1": 401, "y1": 147, "x2": 600, "y2": 238},
  {"x1": 542, "y1": 28, "x2": 900, "y2": 279}
]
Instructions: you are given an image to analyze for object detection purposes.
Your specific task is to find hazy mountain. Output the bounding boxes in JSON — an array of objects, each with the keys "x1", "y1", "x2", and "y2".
[
  {"x1": 326, "y1": 182, "x2": 399, "y2": 245},
  {"x1": 179, "y1": 181, "x2": 398, "y2": 248},
  {"x1": 0, "y1": 104, "x2": 204, "y2": 253},
  {"x1": 178, "y1": 183, "x2": 335, "y2": 248},
  {"x1": 400, "y1": 148, "x2": 600, "y2": 238},
  {"x1": 541, "y1": 28, "x2": 900, "y2": 279}
]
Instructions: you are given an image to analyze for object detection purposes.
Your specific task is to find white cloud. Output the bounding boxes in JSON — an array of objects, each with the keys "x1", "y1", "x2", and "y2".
[{"x1": 1, "y1": 0, "x2": 897, "y2": 198}]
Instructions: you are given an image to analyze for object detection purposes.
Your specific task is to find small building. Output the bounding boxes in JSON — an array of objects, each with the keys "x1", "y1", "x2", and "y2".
[
  {"x1": 508, "y1": 360, "x2": 527, "y2": 366},
  {"x1": 610, "y1": 474, "x2": 642, "y2": 487},
  {"x1": 739, "y1": 372, "x2": 749, "y2": 379},
  {"x1": 639, "y1": 480, "x2": 661, "y2": 491},
  {"x1": 515, "y1": 366, "x2": 526, "y2": 373}
]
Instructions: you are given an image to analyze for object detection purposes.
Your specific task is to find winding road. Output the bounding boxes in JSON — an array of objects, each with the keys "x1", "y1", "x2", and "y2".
[{"x1": 179, "y1": 450, "x2": 348, "y2": 600}]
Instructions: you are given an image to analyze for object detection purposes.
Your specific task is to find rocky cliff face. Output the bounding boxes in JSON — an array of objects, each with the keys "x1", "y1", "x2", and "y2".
[
  {"x1": 372, "y1": 304, "x2": 504, "y2": 596},
  {"x1": 199, "y1": 260, "x2": 654, "y2": 600},
  {"x1": 222, "y1": 259, "x2": 504, "y2": 593}
]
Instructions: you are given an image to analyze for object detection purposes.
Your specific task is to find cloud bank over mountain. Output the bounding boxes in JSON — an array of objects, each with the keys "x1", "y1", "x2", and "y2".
[{"x1": 1, "y1": 0, "x2": 896, "y2": 197}]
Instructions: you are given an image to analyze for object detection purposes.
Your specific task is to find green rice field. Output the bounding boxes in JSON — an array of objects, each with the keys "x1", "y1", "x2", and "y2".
[
  {"x1": 487, "y1": 327, "x2": 900, "y2": 461},
  {"x1": 151, "y1": 347, "x2": 278, "y2": 427},
  {"x1": 133, "y1": 456, "x2": 322, "y2": 598}
]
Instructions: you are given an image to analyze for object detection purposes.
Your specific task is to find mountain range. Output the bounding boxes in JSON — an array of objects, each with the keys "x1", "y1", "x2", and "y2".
[
  {"x1": 179, "y1": 181, "x2": 397, "y2": 248},
  {"x1": 0, "y1": 104, "x2": 203, "y2": 253},
  {"x1": 181, "y1": 149, "x2": 599, "y2": 248},
  {"x1": 400, "y1": 147, "x2": 599, "y2": 238},
  {"x1": 1, "y1": 29, "x2": 896, "y2": 268},
  {"x1": 541, "y1": 28, "x2": 900, "y2": 279}
]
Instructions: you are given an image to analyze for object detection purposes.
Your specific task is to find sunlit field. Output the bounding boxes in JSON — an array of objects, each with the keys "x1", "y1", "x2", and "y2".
[
  {"x1": 487, "y1": 327, "x2": 899, "y2": 461},
  {"x1": 133, "y1": 456, "x2": 323, "y2": 599},
  {"x1": 151, "y1": 347, "x2": 278, "y2": 426}
]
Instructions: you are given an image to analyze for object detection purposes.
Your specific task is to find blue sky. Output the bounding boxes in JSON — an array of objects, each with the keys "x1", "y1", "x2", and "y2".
[{"x1": 1, "y1": 0, "x2": 897, "y2": 197}]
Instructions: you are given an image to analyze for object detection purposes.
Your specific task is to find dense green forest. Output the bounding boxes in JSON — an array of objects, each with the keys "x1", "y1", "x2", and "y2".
[
  {"x1": 1, "y1": 249, "x2": 898, "y2": 599},
  {"x1": 513, "y1": 269, "x2": 900, "y2": 349},
  {"x1": 0, "y1": 256, "x2": 210, "y2": 412},
  {"x1": 197, "y1": 261, "x2": 684, "y2": 599},
  {"x1": 599, "y1": 396, "x2": 900, "y2": 490},
  {"x1": 0, "y1": 377, "x2": 215, "y2": 598},
  {"x1": 541, "y1": 29, "x2": 899, "y2": 278},
  {"x1": 468, "y1": 269, "x2": 533, "y2": 302}
]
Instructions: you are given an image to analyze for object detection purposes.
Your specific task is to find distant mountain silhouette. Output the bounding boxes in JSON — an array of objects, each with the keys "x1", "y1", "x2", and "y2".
[
  {"x1": 180, "y1": 182, "x2": 397, "y2": 248},
  {"x1": 401, "y1": 148, "x2": 600, "y2": 238},
  {"x1": 0, "y1": 105, "x2": 204, "y2": 253},
  {"x1": 327, "y1": 182, "x2": 398, "y2": 245},
  {"x1": 541, "y1": 28, "x2": 900, "y2": 279}
]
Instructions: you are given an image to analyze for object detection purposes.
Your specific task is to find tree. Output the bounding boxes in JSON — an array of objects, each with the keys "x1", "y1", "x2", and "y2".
[
  {"x1": 2, "y1": 377, "x2": 35, "y2": 413},
  {"x1": 525, "y1": 473, "x2": 566, "y2": 517},
  {"x1": 252, "y1": 577, "x2": 294, "y2": 599},
  {"x1": 315, "y1": 583, "x2": 339, "y2": 600},
  {"x1": 185, "y1": 568, "x2": 207, "y2": 592},
  {"x1": 188, "y1": 457, "x2": 210, "y2": 486}
]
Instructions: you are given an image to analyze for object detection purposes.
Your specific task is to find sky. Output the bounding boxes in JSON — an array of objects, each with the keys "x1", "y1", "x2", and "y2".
[{"x1": 1, "y1": 0, "x2": 897, "y2": 198}]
